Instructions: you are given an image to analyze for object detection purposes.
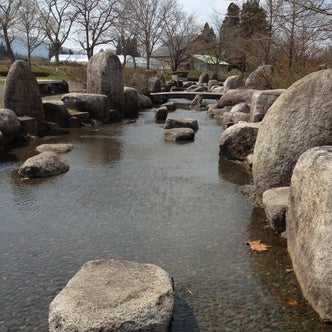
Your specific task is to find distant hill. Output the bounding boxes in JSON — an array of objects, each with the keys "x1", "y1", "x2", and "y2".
[{"x1": 0, "y1": 37, "x2": 83, "y2": 60}]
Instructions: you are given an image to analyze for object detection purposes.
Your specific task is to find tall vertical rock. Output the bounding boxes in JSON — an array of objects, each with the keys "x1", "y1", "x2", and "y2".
[
  {"x1": 4, "y1": 60, "x2": 46, "y2": 135},
  {"x1": 87, "y1": 51, "x2": 124, "y2": 113},
  {"x1": 253, "y1": 69, "x2": 332, "y2": 197},
  {"x1": 287, "y1": 146, "x2": 332, "y2": 322}
]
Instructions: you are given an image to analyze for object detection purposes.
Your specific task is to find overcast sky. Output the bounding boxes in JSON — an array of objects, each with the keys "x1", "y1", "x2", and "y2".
[{"x1": 177, "y1": 0, "x2": 230, "y2": 24}]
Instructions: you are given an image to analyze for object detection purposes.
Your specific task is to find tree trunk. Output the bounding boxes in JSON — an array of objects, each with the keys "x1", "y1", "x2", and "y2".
[{"x1": 3, "y1": 28, "x2": 15, "y2": 63}]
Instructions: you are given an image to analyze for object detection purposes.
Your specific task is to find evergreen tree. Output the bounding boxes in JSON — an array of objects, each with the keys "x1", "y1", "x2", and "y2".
[
  {"x1": 240, "y1": 0, "x2": 268, "y2": 38},
  {"x1": 201, "y1": 22, "x2": 216, "y2": 44},
  {"x1": 221, "y1": 3, "x2": 240, "y2": 30}
]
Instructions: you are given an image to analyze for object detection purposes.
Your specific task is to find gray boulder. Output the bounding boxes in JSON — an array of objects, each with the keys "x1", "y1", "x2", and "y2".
[
  {"x1": 245, "y1": 65, "x2": 273, "y2": 90},
  {"x1": 223, "y1": 75, "x2": 242, "y2": 91},
  {"x1": 123, "y1": 87, "x2": 139, "y2": 118},
  {"x1": 250, "y1": 89, "x2": 284, "y2": 122},
  {"x1": 0, "y1": 109, "x2": 21, "y2": 147},
  {"x1": 61, "y1": 93, "x2": 110, "y2": 122},
  {"x1": 223, "y1": 112, "x2": 250, "y2": 128},
  {"x1": 164, "y1": 128, "x2": 195, "y2": 142},
  {"x1": 208, "y1": 79, "x2": 219, "y2": 92},
  {"x1": 219, "y1": 122, "x2": 260, "y2": 161},
  {"x1": 18, "y1": 152, "x2": 69, "y2": 178},
  {"x1": 49, "y1": 259, "x2": 174, "y2": 332},
  {"x1": 138, "y1": 94, "x2": 153, "y2": 109},
  {"x1": 207, "y1": 104, "x2": 232, "y2": 118},
  {"x1": 161, "y1": 102, "x2": 176, "y2": 111},
  {"x1": 253, "y1": 69, "x2": 332, "y2": 197},
  {"x1": 164, "y1": 118, "x2": 199, "y2": 132},
  {"x1": 43, "y1": 101, "x2": 70, "y2": 127},
  {"x1": 87, "y1": 51, "x2": 124, "y2": 112},
  {"x1": 155, "y1": 106, "x2": 168, "y2": 123},
  {"x1": 198, "y1": 72, "x2": 209, "y2": 84},
  {"x1": 262, "y1": 187, "x2": 289, "y2": 233},
  {"x1": 148, "y1": 77, "x2": 161, "y2": 93},
  {"x1": 230, "y1": 102, "x2": 250, "y2": 114},
  {"x1": 287, "y1": 146, "x2": 332, "y2": 322},
  {"x1": 216, "y1": 89, "x2": 254, "y2": 109},
  {"x1": 36, "y1": 144, "x2": 74, "y2": 154},
  {"x1": 4, "y1": 60, "x2": 46, "y2": 135}
]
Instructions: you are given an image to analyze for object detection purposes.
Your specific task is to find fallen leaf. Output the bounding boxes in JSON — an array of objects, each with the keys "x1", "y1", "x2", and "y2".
[
  {"x1": 246, "y1": 240, "x2": 271, "y2": 252},
  {"x1": 284, "y1": 296, "x2": 298, "y2": 306}
]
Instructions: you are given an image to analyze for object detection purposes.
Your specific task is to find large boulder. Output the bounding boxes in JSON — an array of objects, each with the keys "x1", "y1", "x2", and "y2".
[
  {"x1": 0, "y1": 109, "x2": 21, "y2": 147},
  {"x1": 253, "y1": 69, "x2": 332, "y2": 197},
  {"x1": 262, "y1": 187, "x2": 289, "y2": 233},
  {"x1": 219, "y1": 122, "x2": 260, "y2": 161},
  {"x1": 155, "y1": 106, "x2": 168, "y2": 123},
  {"x1": 18, "y1": 152, "x2": 69, "y2": 178},
  {"x1": 43, "y1": 101, "x2": 70, "y2": 127},
  {"x1": 164, "y1": 128, "x2": 195, "y2": 142},
  {"x1": 49, "y1": 259, "x2": 174, "y2": 332},
  {"x1": 148, "y1": 77, "x2": 161, "y2": 93},
  {"x1": 222, "y1": 112, "x2": 250, "y2": 128},
  {"x1": 123, "y1": 86, "x2": 139, "y2": 118},
  {"x1": 61, "y1": 93, "x2": 110, "y2": 122},
  {"x1": 250, "y1": 89, "x2": 285, "y2": 122},
  {"x1": 164, "y1": 118, "x2": 199, "y2": 132},
  {"x1": 87, "y1": 51, "x2": 124, "y2": 112},
  {"x1": 198, "y1": 72, "x2": 209, "y2": 84},
  {"x1": 4, "y1": 60, "x2": 46, "y2": 135},
  {"x1": 245, "y1": 65, "x2": 273, "y2": 89},
  {"x1": 223, "y1": 75, "x2": 242, "y2": 91},
  {"x1": 287, "y1": 146, "x2": 332, "y2": 322},
  {"x1": 138, "y1": 94, "x2": 153, "y2": 109},
  {"x1": 216, "y1": 89, "x2": 254, "y2": 109}
]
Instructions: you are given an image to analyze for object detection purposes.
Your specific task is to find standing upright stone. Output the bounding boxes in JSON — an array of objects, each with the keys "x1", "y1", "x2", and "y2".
[
  {"x1": 87, "y1": 51, "x2": 124, "y2": 113},
  {"x1": 4, "y1": 60, "x2": 46, "y2": 135}
]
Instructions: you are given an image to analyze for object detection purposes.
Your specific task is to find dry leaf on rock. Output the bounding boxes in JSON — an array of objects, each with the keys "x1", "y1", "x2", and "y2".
[
  {"x1": 284, "y1": 296, "x2": 298, "y2": 306},
  {"x1": 246, "y1": 239, "x2": 271, "y2": 252}
]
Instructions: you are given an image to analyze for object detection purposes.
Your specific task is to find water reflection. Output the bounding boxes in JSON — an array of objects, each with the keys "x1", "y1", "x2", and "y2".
[
  {"x1": 218, "y1": 157, "x2": 252, "y2": 185},
  {"x1": 246, "y1": 207, "x2": 332, "y2": 331}
]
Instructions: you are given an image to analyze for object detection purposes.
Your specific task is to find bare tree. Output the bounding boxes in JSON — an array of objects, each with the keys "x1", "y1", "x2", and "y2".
[
  {"x1": 0, "y1": 0, "x2": 22, "y2": 62},
  {"x1": 160, "y1": 4, "x2": 200, "y2": 71},
  {"x1": 275, "y1": 0, "x2": 330, "y2": 69},
  {"x1": 71, "y1": 0, "x2": 122, "y2": 59},
  {"x1": 38, "y1": 0, "x2": 76, "y2": 64},
  {"x1": 126, "y1": 0, "x2": 174, "y2": 69},
  {"x1": 18, "y1": 0, "x2": 45, "y2": 64}
]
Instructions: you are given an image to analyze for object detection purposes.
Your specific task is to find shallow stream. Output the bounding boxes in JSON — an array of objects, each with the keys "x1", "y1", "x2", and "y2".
[{"x1": 0, "y1": 108, "x2": 331, "y2": 331}]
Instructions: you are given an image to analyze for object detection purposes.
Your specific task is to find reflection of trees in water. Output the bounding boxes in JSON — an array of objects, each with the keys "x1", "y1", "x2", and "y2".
[
  {"x1": 246, "y1": 207, "x2": 326, "y2": 330},
  {"x1": 218, "y1": 158, "x2": 252, "y2": 185}
]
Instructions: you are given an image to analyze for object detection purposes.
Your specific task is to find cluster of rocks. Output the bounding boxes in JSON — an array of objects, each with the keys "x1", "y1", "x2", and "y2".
[
  {"x1": 0, "y1": 51, "x2": 154, "y2": 153},
  {"x1": 154, "y1": 101, "x2": 198, "y2": 142},
  {"x1": 18, "y1": 143, "x2": 73, "y2": 178},
  {"x1": 217, "y1": 68, "x2": 332, "y2": 322}
]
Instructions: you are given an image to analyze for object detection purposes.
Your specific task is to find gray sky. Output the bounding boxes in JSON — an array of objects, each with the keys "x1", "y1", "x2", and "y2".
[{"x1": 177, "y1": 0, "x2": 230, "y2": 24}]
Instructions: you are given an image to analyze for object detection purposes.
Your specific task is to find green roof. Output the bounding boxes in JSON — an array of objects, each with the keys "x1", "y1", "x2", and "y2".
[{"x1": 193, "y1": 54, "x2": 230, "y2": 65}]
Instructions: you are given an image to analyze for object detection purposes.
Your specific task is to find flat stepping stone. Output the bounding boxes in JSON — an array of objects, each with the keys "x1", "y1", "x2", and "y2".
[{"x1": 49, "y1": 259, "x2": 174, "y2": 332}]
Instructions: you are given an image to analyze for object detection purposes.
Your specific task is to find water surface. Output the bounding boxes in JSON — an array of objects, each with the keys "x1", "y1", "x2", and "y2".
[{"x1": 0, "y1": 108, "x2": 330, "y2": 331}]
